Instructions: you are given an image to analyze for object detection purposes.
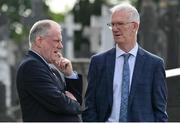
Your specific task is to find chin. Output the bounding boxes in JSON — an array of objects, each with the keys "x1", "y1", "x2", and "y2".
[{"x1": 114, "y1": 39, "x2": 124, "y2": 44}]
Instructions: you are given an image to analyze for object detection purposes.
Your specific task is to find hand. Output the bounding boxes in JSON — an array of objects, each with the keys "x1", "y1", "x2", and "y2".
[
  {"x1": 65, "y1": 91, "x2": 77, "y2": 101},
  {"x1": 52, "y1": 52, "x2": 73, "y2": 76}
]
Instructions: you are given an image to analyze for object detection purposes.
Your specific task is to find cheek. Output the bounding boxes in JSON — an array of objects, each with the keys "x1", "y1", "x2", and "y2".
[
  {"x1": 46, "y1": 50, "x2": 54, "y2": 63},
  {"x1": 44, "y1": 46, "x2": 53, "y2": 56},
  {"x1": 48, "y1": 48, "x2": 54, "y2": 57},
  {"x1": 123, "y1": 30, "x2": 131, "y2": 36}
]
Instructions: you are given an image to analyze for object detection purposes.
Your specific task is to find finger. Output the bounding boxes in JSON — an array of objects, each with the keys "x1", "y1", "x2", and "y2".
[{"x1": 59, "y1": 58, "x2": 66, "y2": 66}]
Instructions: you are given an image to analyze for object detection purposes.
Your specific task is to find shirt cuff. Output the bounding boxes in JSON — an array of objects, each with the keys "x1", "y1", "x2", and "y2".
[{"x1": 65, "y1": 71, "x2": 78, "y2": 79}]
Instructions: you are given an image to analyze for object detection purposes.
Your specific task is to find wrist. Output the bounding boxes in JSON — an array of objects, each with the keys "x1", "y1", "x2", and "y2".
[{"x1": 65, "y1": 71, "x2": 78, "y2": 79}]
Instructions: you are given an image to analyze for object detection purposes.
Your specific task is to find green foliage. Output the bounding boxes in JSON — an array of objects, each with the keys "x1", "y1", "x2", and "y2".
[
  {"x1": 131, "y1": 0, "x2": 138, "y2": 6},
  {"x1": 91, "y1": 0, "x2": 105, "y2": 15},
  {"x1": 73, "y1": 0, "x2": 91, "y2": 25},
  {"x1": 0, "y1": 0, "x2": 63, "y2": 44},
  {"x1": 153, "y1": 0, "x2": 159, "y2": 4},
  {"x1": 73, "y1": 0, "x2": 107, "y2": 26},
  {"x1": 47, "y1": 11, "x2": 65, "y2": 23},
  {"x1": 0, "y1": 0, "x2": 31, "y2": 43},
  {"x1": 11, "y1": 26, "x2": 29, "y2": 44},
  {"x1": 0, "y1": 0, "x2": 31, "y2": 22},
  {"x1": 72, "y1": 0, "x2": 107, "y2": 53}
]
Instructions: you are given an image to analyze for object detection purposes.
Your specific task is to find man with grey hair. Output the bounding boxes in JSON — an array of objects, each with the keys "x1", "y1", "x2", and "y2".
[
  {"x1": 82, "y1": 2, "x2": 168, "y2": 122},
  {"x1": 16, "y1": 19, "x2": 83, "y2": 121}
]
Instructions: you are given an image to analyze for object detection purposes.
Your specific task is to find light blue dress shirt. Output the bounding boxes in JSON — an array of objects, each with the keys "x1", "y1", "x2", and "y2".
[{"x1": 107, "y1": 43, "x2": 138, "y2": 122}]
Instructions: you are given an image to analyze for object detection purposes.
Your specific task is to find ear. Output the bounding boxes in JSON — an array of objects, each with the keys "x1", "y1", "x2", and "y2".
[
  {"x1": 35, "y1": 36, "x2": 42, "y2": 48},
  {"x1": 132, "y1": 22, "x2": 139, "y2": 31}
]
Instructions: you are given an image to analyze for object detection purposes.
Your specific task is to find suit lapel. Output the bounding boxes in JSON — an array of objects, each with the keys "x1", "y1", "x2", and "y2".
[
  {"x1": 106, "y1": 48, "x2": 116, "y2": 108},
  {"x1": 49, "y1": 65, "x2": 66, "y2": 90},
  {"x1": 28, "y1": 50, "x2": 50, "y2": 70},
  {"x1": 28, "y1": 51, "x2": 65, "y2": 90},
  {"x1": 128, "y1": 47, "x2": 145, "y2": 107}
]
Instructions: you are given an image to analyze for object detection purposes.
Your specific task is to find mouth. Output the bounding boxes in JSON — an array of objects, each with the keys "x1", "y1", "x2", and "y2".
[
  {"x1": 114, "y1": 34, "x2": 123, "y2": 38},
  {"x1": 53, "y1": 50, "x2": 61, "y2": 57},
  {"x1": 113, "y1": 32, "x2": 122, "y2": 36},
  {"x1": 54, "y1": 50, "x2": 58, "y2": 54}
]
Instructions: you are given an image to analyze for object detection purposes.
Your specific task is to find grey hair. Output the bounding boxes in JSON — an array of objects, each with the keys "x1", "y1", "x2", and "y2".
[
  {"x1": 110, "y1": 2, "x2": 140, "y2": 24},
  {"x1": 29, "y1": 19, "x2": 60, "y2": 49}
]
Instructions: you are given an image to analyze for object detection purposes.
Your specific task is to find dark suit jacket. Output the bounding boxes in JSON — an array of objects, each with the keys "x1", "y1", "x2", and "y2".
[
  {"x1": 16, "y1": 50, "x2": 83, "y2": 122},
  {"x1": 82, "y1": 46, "x2": 168, "y2": 122}
]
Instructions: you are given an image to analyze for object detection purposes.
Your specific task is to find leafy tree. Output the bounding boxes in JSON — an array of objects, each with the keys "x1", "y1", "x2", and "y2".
[
  {"x1": 71, "y1": 0, "x2": 139, "y2": 57},
  {"x1": 0, "y1": 0, "x2": 64, "y2": 44},
  {"x1": 0, "y1": 0, "x2": 31, "y2": 43}
]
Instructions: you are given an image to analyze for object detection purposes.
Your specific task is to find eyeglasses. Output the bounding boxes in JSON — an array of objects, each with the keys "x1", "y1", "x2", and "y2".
[{"x1": 107, "y1": 22, "x2": 133, "y2": 29}]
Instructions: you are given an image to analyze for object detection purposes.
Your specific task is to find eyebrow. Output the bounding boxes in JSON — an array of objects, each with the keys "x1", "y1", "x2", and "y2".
[{"x1": 53, "y1": 39, "x2": 62, "y2": 42}]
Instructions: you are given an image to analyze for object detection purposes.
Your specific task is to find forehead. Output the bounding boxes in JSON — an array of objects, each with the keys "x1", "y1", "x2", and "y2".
[
  {"x1": 112, "y1": 10, "x2": 130, "y2": 22},
  {"x1": 48, "y1": 25, "x2": 61, "y2": 36}
]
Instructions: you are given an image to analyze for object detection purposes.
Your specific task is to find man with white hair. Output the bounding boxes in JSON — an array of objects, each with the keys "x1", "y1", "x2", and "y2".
[
  {"x1": 82, "y1": 3, "x2": 168, "y2": 122},
  {"x1": 16, "y1": 19, "x2": 83, "y2": 121}
]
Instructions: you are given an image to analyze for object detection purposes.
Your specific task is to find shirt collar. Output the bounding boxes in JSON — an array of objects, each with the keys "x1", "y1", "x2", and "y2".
[
  {"x1": 29, "y1": 49, "x2": 49, "y2": 65},
  {"x1": 116, "y1": 42, "x2": 138, "y2": 58}
]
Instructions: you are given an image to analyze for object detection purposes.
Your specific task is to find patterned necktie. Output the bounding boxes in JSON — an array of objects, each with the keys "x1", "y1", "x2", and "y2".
[{"x1": 119, "y1": 53, "x2": 131, "y2": 122}]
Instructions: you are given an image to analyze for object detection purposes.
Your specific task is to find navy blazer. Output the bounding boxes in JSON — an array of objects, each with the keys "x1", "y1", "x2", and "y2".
[
  {"x1": 16, "y1": 51, "x2": 83, "y2": 122},
  {"x1": 82, "y1": 47, "x2": 168, "y2": 122}
]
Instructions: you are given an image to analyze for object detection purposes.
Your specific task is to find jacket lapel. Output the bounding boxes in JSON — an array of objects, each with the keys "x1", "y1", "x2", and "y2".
[
  {"x1": 28, "y1": 51, "x2": 65, "y2": 90},
  {"x1": 28, "y1": 50, "x2": 50, "y2": 71},
  {"x1": 106, "y1": 48, "x2": 116, "y2": 108},
  {"x1": 128, "y1": 47, "x2": 145, "y2": 107}
]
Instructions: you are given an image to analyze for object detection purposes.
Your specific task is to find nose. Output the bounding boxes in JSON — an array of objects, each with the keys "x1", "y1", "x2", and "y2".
[
  {"x1": 112, "y1": 25, "x2": 119, "y2": 32},
  {"x1": 57, "y1": 41, "x2": 63, "y2": 49}
]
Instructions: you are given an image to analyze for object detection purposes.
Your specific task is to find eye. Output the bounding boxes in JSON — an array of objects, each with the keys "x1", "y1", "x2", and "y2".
[{"x1": 117, "y1": 23, "x2": 124, "y2": 26}]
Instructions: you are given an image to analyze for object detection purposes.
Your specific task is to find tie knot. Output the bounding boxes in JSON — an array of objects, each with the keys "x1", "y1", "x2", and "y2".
[{"x1": 122, "y1": 53, "x2": 131, "y2": 61}]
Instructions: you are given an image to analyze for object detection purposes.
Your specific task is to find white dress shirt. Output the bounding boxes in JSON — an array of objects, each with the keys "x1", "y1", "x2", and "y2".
[{"x1": 107, "y1": 43, "x2": 138, "y2": 122}]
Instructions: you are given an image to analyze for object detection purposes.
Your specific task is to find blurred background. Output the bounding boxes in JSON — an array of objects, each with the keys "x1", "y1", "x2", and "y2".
[{"x1": 0, "y1": 0, "x2": 180, "y2": 121}]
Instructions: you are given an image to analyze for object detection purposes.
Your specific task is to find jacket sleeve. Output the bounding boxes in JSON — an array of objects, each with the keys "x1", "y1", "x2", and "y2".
[
  {"x1": 82, "y1": 56, "x2": 98, "y2": 121},
  {"x1": 22, "y1": 60, "x2": 82, "y2": 115},
  {"x1": 50, "y1": 66, "x2": 83, "y2": 105},
  {"x1": 65, "y1": 74, "x2": 83, "y2": 105},
  {"x1": 152, "y1": 59, "x2": 168, "y2": 121}
]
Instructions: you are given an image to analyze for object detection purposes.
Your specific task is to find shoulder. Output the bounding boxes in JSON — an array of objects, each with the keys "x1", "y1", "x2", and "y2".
[
  {"x1": 139, "y1": 47, "x2": 164, "y2": 64},
  {"x1": 90, "y1": 48, "x2": 116, "y2": 62},
  {"x1": 17, "y1": 53, "x2": 46, "y2": 72}
]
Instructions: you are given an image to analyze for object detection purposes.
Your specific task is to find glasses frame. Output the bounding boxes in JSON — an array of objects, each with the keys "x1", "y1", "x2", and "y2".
[{"x1": 107, "y1": 22, "x2": 134, "y2": 29}]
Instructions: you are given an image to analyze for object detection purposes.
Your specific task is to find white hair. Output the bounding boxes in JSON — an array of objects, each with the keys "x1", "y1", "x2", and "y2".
[
  {"x1": 29, "y1": 19, "x2": 60, "y2": 49},
  {"x1": 110, "y1": 2, "x2": 140, "y2": 24}
]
